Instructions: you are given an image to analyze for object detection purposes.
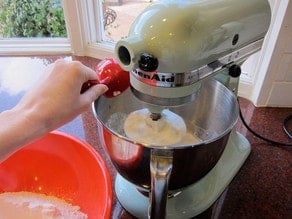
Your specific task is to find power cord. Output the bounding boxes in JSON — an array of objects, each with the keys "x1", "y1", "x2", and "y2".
[
  {"x1": 238, "y1": 99, "x2": 292, "y2": 147},
  {"x1": 283, "y1": 115, "x2": 292, "y2": 139}
]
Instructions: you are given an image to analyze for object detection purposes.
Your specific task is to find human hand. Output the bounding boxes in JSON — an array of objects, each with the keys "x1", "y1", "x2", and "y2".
[{"x1": 15, "y1": 59, "x2": 108, "y2": 132}]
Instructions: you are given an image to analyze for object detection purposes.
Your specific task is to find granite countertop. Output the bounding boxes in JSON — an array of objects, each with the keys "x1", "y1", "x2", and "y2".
[{"x1": 0, "y1": 56, "x2": 291, "y2": 218}]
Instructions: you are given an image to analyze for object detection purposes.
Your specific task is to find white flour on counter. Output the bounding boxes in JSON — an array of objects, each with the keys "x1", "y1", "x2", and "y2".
[{"x1": 0, "y1": 191, "x2": 87, "y2": 219}]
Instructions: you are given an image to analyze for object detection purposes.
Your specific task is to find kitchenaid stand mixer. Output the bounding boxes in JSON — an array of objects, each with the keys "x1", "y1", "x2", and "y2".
[{"x1": 93, "y1": 0, "x2": 271, "y2": 218}]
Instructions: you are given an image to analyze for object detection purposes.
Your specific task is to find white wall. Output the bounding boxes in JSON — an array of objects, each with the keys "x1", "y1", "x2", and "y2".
[{"x1": 239, "y1": 0, "x2": 292, "y2": 107}]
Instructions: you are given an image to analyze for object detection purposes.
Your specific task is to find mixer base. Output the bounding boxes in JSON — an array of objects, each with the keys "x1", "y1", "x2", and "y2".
[{"x1": 115, "y1": 131, "x2": 250, "y2": 219}]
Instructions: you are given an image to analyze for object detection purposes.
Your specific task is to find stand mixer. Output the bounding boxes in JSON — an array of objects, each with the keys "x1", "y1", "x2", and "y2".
[{"x1": 93, "y1": 0, "x2": 271, "y2": 218}]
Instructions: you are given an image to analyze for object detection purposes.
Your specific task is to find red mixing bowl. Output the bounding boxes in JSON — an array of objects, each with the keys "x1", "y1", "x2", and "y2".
[{"x1": 0, "y1": 131, "x2": 112, "y2": 219}]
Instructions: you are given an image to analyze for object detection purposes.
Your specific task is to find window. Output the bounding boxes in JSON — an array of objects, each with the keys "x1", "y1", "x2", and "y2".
[
  {"x1": 61, "y1": 0, "x2": 152, "y2": 59},
  {"x1": 0, "y1": 0, "x2": 70, "y2": 55},
  {"x1": 0, "y1": 0, "x2": 151, "y2": 57},
  {"x1": 0, "y1": 0, "x2": 66, "y2": 38},
  {"x1": 102, "y1": 0, "x2": 152, "y2": 42}
]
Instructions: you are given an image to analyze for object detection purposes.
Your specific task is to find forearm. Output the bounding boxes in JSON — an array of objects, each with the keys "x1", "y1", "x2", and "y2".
[
  {"x1": 0, "y1": 60, "x2": 108, "y2": 162},
  {"x1": 0, "y1": 106, "x2": 47, "y2": 162}
]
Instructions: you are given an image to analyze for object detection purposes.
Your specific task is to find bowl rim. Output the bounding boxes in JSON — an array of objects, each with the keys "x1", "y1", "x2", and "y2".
[{"x1": 0, "y1": 130, "x2": 113, "y2": 219}]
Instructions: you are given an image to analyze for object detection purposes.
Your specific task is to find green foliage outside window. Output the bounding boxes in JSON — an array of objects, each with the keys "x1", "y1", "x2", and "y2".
[{"x1": 0, "y1": 0, "x2": 67, "y2": 38}]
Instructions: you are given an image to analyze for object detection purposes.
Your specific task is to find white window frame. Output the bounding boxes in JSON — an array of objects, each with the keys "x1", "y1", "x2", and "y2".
[
  {"x1": 0, "y1": 38, "x2": 71, "y2": 55},
  {"x1": 62, "y1": 0, "x2": 115, "y2": 59},
  {"x1": 0, "y1": 0, "x2": 114, "y2": 57}
]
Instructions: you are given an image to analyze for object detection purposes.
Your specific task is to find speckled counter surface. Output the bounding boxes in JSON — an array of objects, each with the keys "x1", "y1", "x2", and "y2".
[
  {"x1": 0, "y1": 56, "x2": 291, "y2": 219},
  {"x1": 218, "y1": 98, "x2": 291, "y2": 219}
]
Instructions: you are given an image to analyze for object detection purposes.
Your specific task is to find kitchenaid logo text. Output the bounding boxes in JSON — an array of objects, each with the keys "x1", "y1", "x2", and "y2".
[{"x1": 132, "y1": 69, "x2": 175, "y2": 83}]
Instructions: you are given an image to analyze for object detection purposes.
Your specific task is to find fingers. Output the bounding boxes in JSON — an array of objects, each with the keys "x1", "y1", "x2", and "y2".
[
  {"x1": 53, "y1": 59, "x2": 97, "y2": 82},
  {"x1": 73, "y1": 61, "x2": 98, "y2": 82},
  {"x1": 52, "y1": 59, "x2": 106, "y2": 102},
  {"x1": 82, "y1": 65, "x2": 97, "y2": 81},
  {"x1": 81, "y1": 84, "x2": 109, "y2": 104}
]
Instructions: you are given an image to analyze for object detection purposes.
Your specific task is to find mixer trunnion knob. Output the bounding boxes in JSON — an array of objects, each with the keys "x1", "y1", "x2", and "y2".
[
  {"x1": 138, "y1": 53, "x2": 159, "y2": 72},
  {"x1": 228, "y1": 64, "x2": 242, "y2": 78}
]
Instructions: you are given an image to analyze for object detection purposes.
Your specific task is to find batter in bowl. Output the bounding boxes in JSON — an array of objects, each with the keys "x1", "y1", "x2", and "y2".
[{"x1": 124, "y1": 108, "x2": 201, "y2": 146}]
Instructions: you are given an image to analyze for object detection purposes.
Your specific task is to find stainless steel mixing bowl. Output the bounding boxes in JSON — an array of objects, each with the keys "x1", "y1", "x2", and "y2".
[{"x1": 93, "y1": 78, "x2": 239, "y2": 190}]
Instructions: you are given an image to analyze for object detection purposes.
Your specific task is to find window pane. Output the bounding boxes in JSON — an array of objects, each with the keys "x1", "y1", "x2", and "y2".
[
  {"x1": 0, "y1": 0, "x2": 67, "y2": 38},
  {"x1": 102, "y1": 0, "x2": 153, "y2": 42}
]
